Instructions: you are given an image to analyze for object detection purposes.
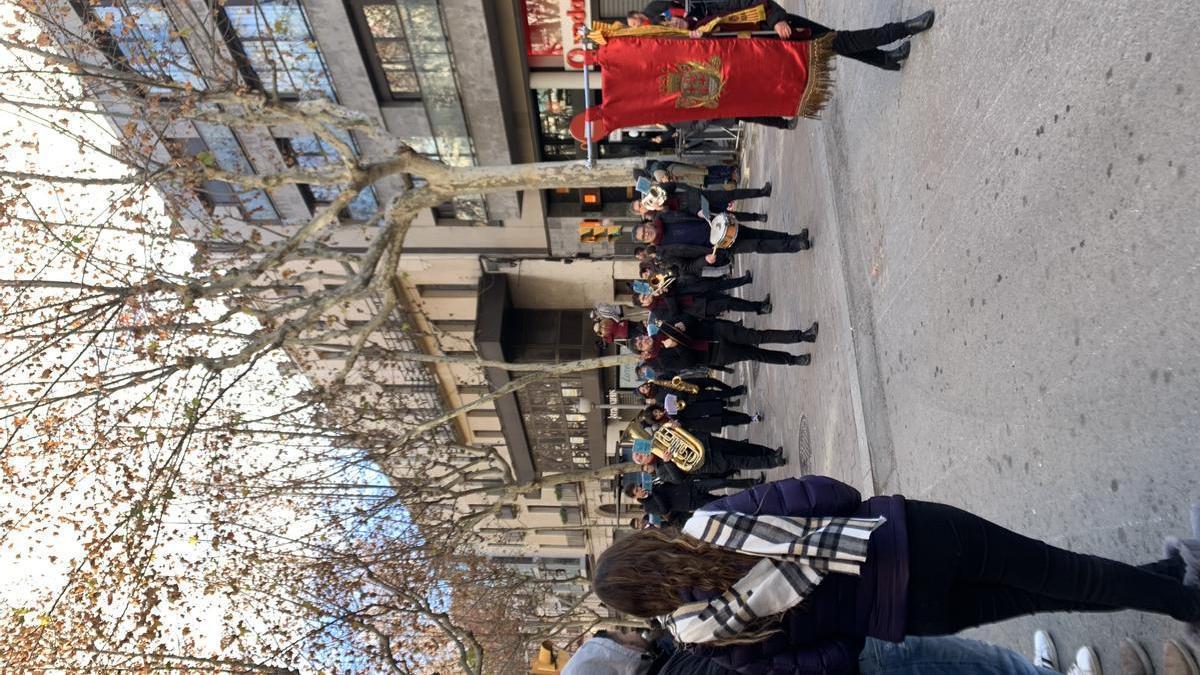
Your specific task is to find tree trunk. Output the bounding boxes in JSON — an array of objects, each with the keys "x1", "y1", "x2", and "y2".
[{"x1": 440, "y1": 158, "x2": 644, "y2": 196}]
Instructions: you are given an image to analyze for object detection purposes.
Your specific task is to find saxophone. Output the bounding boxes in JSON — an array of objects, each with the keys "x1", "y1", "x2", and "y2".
[
  {"x1": 648, "y1": 376, "x2": 700, "y2": 395},
  {"x1": 650, "y1": 424, "x2": 706, "y2": 472}
]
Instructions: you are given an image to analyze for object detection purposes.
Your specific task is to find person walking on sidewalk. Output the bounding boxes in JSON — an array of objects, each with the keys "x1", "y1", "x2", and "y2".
[
  {"x1": 633, "y1": 327, "x2": 810, "y2": 376},
  {"x1": 637, "y1": 376, "x2": 744, "y2": 406},
  {"x1": 641, "y1": 288, "x2": 770, "y2": 320},
  {"x1": 625, "y1": 477, "x2": 761, "y2": 527},
  {"x1": 661, "y1": 315, "x2": 818, "y2": 347},
  {"x1": 642, "y1": 400, "x2": 759, "y2": 435},
  {"x1": 635, "y1": 0, "x2": 936, "y2": 71},
  {"x1": 592, "y1": 476, "x2": 1200, "y2": 674},
  {"x1": 633, "y1": 182, "x2": 772, "y2": 223},
  {"x1": 631, "y1": 432, "x2": 784, "y2": 485},
  {"x1": 634, "y1": 216, "x2": 811, "y2": 261}
]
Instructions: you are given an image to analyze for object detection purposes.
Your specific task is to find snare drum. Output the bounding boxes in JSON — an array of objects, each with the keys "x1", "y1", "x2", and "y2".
[{"x1": 708, "y1": 212, "x2": 740, "y2": 249}]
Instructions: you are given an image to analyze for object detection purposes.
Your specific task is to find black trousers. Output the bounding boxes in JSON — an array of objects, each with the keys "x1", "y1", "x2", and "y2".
[
  {"x1": 702, "y1": 436, "x2": 777, "y2": 474},
  {"x1": 705, "y1": 319, "x2": 803, "y2": 345},
  {"x1": 674, "y1": 274, "x2": 751, "y2": 295},
  {"x1": 692, "y1": 476, "x2": 758, "y2": 492},
  {"x1": 726, "y1": 210, "x2": 767, "y2": 222},
  {"x1": 731, "y1": 226, "x2": 806, "y2": 254},
  {"x1": 788, "y1": 15, "x2": 909, "y2": 70},
  {"x1": 703, "y1": 187, "x2": 767, "y2": 204},
  {"x1": 709, "y1": 340, "x2": 798, "y2": 366},
  {"x1": 680, "y1": 411, "x2": 753, "y2": 433},
  {"x1": 904, "y1": 501, "x2": 1200, "y2": 635},
  {"x1": 700, "y1": 294, "x2": 763, "y2": 316}
]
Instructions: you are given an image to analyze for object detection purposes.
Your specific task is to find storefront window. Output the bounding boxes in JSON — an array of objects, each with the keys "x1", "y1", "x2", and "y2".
[
  {"x1": 536, "y1": 89, "x2": 579, "y2": 161},
  {"x1": 521, "y1": 0, "x2": 563, "y2": 56}
]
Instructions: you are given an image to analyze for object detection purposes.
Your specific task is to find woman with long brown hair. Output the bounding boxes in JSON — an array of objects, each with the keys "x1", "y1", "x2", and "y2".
[{"x1": 593, "y1": 475, "x2": 1200, "y2": 673}]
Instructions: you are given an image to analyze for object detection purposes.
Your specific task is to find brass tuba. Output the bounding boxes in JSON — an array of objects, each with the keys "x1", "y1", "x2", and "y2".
[
  {"x1": 650, "y1": 425, "x2": 706, "y2": 472},
  {"x1": 648, "y1": 376, "x2": 700, "y2": 395}
]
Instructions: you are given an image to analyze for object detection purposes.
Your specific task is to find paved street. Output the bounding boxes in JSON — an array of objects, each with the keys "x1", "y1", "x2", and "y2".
[{"x1": 738, "y1": 0, "x2": 1200, "y2": 669}]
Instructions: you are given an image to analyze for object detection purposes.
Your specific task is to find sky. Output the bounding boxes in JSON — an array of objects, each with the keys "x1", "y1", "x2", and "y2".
[{"x1": 0, "y1": 4, "x2": 382, "y2": 666}]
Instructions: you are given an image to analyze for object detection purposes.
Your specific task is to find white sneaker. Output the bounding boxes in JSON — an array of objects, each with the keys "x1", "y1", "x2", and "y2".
[
  {"x1": 1034, "y1": 630, "x2": 1060, "y2": 671},
  {"x1": 1066, "y1": 646, "x2": 1102, "y2": 675}
]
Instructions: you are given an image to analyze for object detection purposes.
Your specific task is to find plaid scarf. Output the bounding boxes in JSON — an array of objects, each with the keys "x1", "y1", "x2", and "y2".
[{"x1": 662, "y1": 509, "x2": 886, "y2": 644}]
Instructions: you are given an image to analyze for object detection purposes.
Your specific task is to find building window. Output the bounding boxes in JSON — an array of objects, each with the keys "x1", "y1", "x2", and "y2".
[
  {"x1": 434, "y1": 197, "x2": 489, "y2": 225},
  {"x1": 535, "y1": 89, "x2": 579, "y2": 161},
  {"x1": 416, "y1": 283, "x2": 477, "y2": 299},
  {"x1": 562, "y1": 507, "x2": 582, "y2": 525},
  {"x1": 221, "y1": 0, "x2": 335, "y2": 98},
  {"x1": 276, "y1": 134, "x2": 379, "y2": 221},
  {"x1": 90, "y1": 0, "x2": 207, "y2": 91},
  {"x1": 348, "y1": 0, "x2": 420, "y2": 100},
  {"x1": 476, "y1": 504, "x2": 518, "y2": 520},
  {"x1": 480, "y1": 528, "x2": 525, "y2": 545},
  {"x1": 182, "y1": 125, "x2": 279, "y2": 222}
]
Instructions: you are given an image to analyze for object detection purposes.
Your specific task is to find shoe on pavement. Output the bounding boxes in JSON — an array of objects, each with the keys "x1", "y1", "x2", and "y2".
[
  {"x1": 1033, "y1": 630, "x2": 1059, "y2": 671},
  {"x1": 904, "y1": 9, "x2": 936, "y2": 35},
  {"x1": 1120, "y1": 639, "x2": 1152, "y2": 675},
  {"x1": 1066, "y1": 646, "x2": 1102, "y2": 675},
  {"x1": 750, "y1": 413, "x2": 764, "y2": 423},
  {"x1": 760, "y1": 181, "x2": 772, "y2": 198},
  {"x1": 1166, "y1": 640, "x2": 1200, "y2": 675},
  {"x1": 788, "y1": 354, "x2": 812, "y2": 366},
  {"x1": 886, "y1": 41, "x2": 912, "y2": 62},
  {"x1": 801, "y1": 321, "x2": 820, "y2": 342},
  {"x1": 757, "y1": 294, "x2": 773, "y2": 315},
  {"x1": 755, "y1": 472, "x2": 767, "y2": 485}
]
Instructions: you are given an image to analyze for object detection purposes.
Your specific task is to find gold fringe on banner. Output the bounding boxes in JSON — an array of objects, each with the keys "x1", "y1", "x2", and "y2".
[
  {"x1": 796, "y1": 33, "x2": 837, "y2": 119},
  {"x1": 588, "y1": 6, "x2": 766, "y2": 44}
]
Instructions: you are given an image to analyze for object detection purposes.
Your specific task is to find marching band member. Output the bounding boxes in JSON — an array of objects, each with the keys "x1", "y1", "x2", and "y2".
[
  {"x1": 637, "y1": 376, "x2": 745, "y2": 406},
  {"x1": 632, "y1": 425, "x2": 784, "y2": 484},
  {"x1": 634, "y1": 215, "x2": 810, "y2": 264},
  {"x1": 634, "y1": 325, "x2": 810, "y2": 374}
]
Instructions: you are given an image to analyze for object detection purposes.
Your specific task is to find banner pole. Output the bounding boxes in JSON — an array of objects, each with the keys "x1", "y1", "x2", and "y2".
[{"x1": 579, "y1": 27, "x2": 595, "y2": 168}]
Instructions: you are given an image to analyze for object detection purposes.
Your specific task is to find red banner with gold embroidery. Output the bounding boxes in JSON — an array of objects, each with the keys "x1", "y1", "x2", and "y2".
[{"x1": 570, "y1": 34, "x2": 834, "y2": 140}]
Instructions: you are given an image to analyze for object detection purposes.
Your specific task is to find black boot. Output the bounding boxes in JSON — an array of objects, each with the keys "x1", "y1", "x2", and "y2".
[
  {"x1": 800, "y1": 321, "x2": 819, "y2": 342},
  {"x1": 756, "y1": 293, "x2": 773, "y2": 315},
  {"x1": 760, "y1": 181, "x2": 773, "y2": 198},
  {"x1": 770, "y1": 447, "x2": 788, "y2": 467},
  {"x1": 787, "y1": 354, "x2": 812, "y2": 366},
  {"x1": 905, "y1": 9, "x2": 935, "y2": 36},
  {"x1": 882, "y1": 41, "x2": 910, "y2": 69},
  {"x1": 787, "y1": 229, "x2": 812, "y2": 251}
]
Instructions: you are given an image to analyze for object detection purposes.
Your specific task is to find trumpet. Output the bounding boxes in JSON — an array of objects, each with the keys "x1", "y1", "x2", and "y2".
[{"x1": 648, "y1": 376, "x2": 700, "y2": 395}]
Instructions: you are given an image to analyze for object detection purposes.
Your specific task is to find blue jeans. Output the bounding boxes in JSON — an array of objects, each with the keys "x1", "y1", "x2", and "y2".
[{"x1": 859, "y1": 636, "x2": 1058, "y2": 675}]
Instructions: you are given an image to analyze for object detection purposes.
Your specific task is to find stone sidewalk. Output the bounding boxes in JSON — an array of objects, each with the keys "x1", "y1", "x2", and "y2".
[{"x1": 734, "y1": 0, "x2": 1200, "y2": 670}]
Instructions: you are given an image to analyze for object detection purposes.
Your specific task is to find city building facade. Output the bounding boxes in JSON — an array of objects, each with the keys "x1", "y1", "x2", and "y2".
[{"x1": 59, "y1": 0, "x2": 655, "y2": 636}]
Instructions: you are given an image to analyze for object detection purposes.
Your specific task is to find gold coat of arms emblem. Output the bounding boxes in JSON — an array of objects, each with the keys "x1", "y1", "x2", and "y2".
[{"x1": 659, "y1": 56, "x2": 725, "y2": 109}]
